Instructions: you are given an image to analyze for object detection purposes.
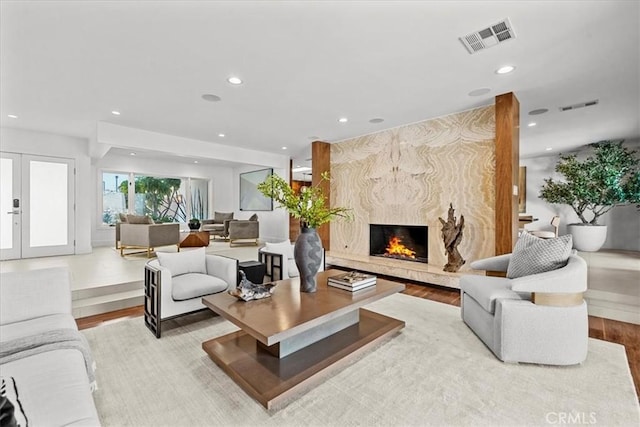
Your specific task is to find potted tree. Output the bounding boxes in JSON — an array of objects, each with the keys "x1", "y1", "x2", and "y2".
[
  {"x1": 257, "y1": 171, "x2": 352, "y2": 292},
  {"x1": 539, "y1": 140, "x2": 640, "y2": 251}
]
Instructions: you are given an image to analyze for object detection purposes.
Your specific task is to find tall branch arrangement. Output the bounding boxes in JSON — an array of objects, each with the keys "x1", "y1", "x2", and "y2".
[
  {"x1": 257, "y1": 171, "x2": 352, "y2": 228},
  {"x1": 539, "y1": 140, "x2": 640, "y2": 225}
]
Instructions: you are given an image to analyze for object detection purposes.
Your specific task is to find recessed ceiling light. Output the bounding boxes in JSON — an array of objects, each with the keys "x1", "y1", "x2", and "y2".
[
  {"x1": 194, "y1": 160, "x2": 199, "y2": 164},
  {"x1": 227, "y1": 76, "x2": 243, "y2": 85},
  {"x1": 528, "y1": 122, "x2": 537, "y2": 127},
  {"x1": 468, "y1": 88, "x2": 491, "y2": 97},
  {"x1": 338, "y1": 117, "x2": 348, "y2": 123},
  {"x1": 202, "y1": 94, "x2": 221, "y2": 102},
  {"x1": 282, "y1": 146, "x2": 287, "y2": 150},
  {"x1": 218, "y1": 133, "x2": 225, "y2": 138},
  {"x1": 111, "y1": 111, "x2": 121, "y2": 115},
  {"x1": 369, "y1": 118, "x2": 384, "y2": 123},
  {"x1": 496, "y1": 65, "x2": 515, "y2": 74},
  {"x1": 7, "y1": 114, "x2": 17, "y2": 119},
  {"x1": 529, "y1": 108, "x2": 549, "y2": 115},
  {"x1": 130, "y1": 152, "x2": 136, "y2": 156},
  {"x1": 545, "y1": 147, "x2": 553, "y2": 151}
]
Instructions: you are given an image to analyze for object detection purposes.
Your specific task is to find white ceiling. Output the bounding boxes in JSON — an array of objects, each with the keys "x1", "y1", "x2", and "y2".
[{"x1": 1, "y1": 1, "x2": 639, "y2": 170}]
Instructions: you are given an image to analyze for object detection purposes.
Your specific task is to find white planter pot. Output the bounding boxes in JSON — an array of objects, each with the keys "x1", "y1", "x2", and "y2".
[{"x1": 568, "y1": 224, "x2": 607, "y2": 252}]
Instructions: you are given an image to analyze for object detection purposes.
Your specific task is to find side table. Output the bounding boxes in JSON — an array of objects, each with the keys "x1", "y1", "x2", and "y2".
[
  {"x1": 179, "y1": 231, "x2": 210, "y2": 248},
  {"x1": 238, "y1": 260, "x2": 266, "y2": 285}
]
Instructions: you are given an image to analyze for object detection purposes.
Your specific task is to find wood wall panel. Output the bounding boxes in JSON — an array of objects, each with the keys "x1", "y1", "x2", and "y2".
[
  {"x1": 494, "y1": 92, "x2": 520, "y2": 255},
  {"x1": 312, "y1": 141, "x2": 331, "y2": 248}
]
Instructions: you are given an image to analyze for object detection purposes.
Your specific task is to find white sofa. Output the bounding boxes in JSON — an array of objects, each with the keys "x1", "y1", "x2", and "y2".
[
  {"x1": 144, "y1": 248, "x2": 238, "y2": 337},
  {"x1": 0, "y1": 267, "x2": 101, "y2": 426}
]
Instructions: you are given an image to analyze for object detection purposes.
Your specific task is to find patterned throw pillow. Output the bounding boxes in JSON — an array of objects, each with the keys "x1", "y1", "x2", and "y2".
[
  {"x1": 506, "y1": 232, "x2": 573, "y2": 279},
  {"x1": 1, "y1": 377, "x2": 28, "y2": 427}
]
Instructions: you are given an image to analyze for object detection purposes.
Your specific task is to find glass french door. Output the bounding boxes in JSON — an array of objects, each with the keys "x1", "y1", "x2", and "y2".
[{"x1": 0, "y1": 153, "x2": 75, "y2": 260}]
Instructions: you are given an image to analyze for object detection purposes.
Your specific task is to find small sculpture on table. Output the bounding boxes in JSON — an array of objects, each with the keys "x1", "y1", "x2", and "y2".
[
  {"x1": 229, "y1": 270, "x2": 276, "y2": 302},
  {"x1": 438, "y1": 203, "x2": 465, "y2": 272}
]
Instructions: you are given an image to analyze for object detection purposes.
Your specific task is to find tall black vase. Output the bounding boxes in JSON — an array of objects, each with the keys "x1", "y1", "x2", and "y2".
[{"x1": 294, "y1": 227, "x2": 323, "y2": 293}]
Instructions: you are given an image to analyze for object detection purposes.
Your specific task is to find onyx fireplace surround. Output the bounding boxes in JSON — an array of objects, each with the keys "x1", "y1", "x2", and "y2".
[{"x1": 369, "y1": 224, "x2": 428, "y2": 264}]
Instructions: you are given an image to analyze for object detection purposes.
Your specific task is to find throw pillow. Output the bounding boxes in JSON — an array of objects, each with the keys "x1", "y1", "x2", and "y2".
[
  {"x1": 214, "y1": 212, "x2": 234, "y2": 223},
  {"x1": 118, "y1": 213, "x2": 128, "y2": 223},
  {"x1": 156, "y1": 247, "x2": 207, "y2": 277},
  {"x1": 506, "y1": 232, "x2": 573, "y2": 279},
  {"x1": 1, "y1": 377, "x2": 27, "y2": 427},
  {"x1": 126, "y1": 215, "x2": 154, "y2": 224},
  {"x1": 249, "y1": 213, "x2": 258, "y2": 221},
  {"x1": 264, "y1": 241, "x2": 294, "y2": 260}
]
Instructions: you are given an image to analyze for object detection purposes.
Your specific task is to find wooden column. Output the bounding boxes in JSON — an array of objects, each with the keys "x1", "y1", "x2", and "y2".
[
  {"x1": 312, "y1": 141, "x2": 331, "y2": 249},
  {"x1": 495, "y1": 92, "x2": 520, "y2": 255},
  {"x1": 288, "y1": 158, "x2": 300, "y2": 242}
]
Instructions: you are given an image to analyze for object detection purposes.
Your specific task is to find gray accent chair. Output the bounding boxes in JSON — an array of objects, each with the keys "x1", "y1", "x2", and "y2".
[
  {"x1": 202, "y1": 211, "x2": 234, "y2": 240},
  {"x1": 144, "y1": 249, "x2": 238, "y2": 338},
  {"x1": 460, "y1": 253, "x2": 588, "y2": 365},
  {"x1": 228, "y1": 215, "x2": 259, "y2": 246},
  {"x1": 119, "y1": 217, "x2": 180, "y2": 257},
  {"x1": 114, "y1": 212, "x2": 132, "y2": 249}
]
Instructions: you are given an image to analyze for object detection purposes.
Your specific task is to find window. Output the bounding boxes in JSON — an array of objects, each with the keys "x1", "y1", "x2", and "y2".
[
  {"x1": 102, "y1": 172, "x2": 129, "y2": 225},
  {"x1": 101, "y1": 172, "x2": 209, "y2": 226},
  {"x1": 133, "y1": 174, "x2": 186, "y2": 223},
  {"x1": 190, "y1": 178, "x2": 208, "y2": 220}
]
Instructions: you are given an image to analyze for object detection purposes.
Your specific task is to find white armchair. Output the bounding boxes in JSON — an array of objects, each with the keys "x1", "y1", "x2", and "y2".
[
  {"x1": 144, "y1": 248, "x2": 238, "y2": 337},
  {"x1": 460, "y1": 252, "x2": 588, "y2": 365},
  {"x1": 258, "y1": 241, "x2": 325, "y2": 281}
]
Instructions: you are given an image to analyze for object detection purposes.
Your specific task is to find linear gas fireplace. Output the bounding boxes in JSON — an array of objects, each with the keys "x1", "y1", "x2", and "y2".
[{"x1": 369, "y1": 224, "x2": 428, "y2": 264}]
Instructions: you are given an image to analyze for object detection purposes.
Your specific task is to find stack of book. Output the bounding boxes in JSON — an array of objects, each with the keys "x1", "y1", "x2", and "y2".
[{"x1": 327, "y1": 271, "x2": 377, "y2": 292}]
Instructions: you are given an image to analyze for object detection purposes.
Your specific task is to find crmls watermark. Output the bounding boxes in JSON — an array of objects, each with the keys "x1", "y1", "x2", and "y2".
[{"x1": 546, "y1": 412, "x2": 597, "y2": 425}]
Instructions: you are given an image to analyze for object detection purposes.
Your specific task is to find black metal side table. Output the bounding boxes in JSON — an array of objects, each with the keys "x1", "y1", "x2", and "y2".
[{"x1": 238, "y1": 260, "x2": 266, "y2": 285}]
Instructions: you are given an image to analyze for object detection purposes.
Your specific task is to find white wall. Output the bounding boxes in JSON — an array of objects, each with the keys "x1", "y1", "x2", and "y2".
[
  {"x1": 522, "y1": 139, "x2": 640, "y2": 251},
  {"x1": 0, "y1": 127, "x2": 93, "y2": 254}
]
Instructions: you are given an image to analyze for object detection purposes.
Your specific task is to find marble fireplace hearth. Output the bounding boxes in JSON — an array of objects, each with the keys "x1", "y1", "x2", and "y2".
[{"x1": 325, "y1": 251, "x2": 484, "y2": 289}]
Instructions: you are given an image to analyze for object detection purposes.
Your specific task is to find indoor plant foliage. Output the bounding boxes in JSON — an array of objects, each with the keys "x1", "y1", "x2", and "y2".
[
  {"x1": 257, "y1": 171, "x2": 352, "y2": 228},
  {"x1": 539, "y1": 140, "x2": 640, "y2": 225},
  {"x1": 257, "y1": 171, "x2": 351, "y2": 292}
]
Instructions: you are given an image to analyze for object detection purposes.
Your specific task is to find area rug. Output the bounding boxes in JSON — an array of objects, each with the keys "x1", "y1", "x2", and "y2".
[{"x1": 82, "y1": 294, "x2": 640, "y2": 426}]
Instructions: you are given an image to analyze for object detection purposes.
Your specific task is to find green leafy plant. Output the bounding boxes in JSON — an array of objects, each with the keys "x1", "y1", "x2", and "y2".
[
  {"x1": 539, "y1": 140, "x2": 640, "y2": 225},
  {"x1": 257, "y1": 171, "x2": 352, "y2": 228}
]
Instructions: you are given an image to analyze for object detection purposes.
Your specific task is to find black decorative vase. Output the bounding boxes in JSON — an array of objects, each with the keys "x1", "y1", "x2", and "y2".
[
  {"x1": 188, "y1": 220, "x2": 200, "y2": 231},
  {"x1": 294, "y1": 227, "x2": 323, "y2": 293}
]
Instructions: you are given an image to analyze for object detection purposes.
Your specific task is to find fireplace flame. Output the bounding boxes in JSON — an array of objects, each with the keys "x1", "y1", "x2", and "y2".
[{"x1": 385, "y1": 236, "x2": 416, "y2": 259}]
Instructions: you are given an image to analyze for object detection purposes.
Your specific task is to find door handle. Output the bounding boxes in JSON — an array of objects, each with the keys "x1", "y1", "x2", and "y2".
[{"x1": 6, "y1": 211, "x2": 19, "y2": 215}]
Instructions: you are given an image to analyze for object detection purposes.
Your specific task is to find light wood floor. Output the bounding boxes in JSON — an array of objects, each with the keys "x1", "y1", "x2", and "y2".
[{"x1": 76, "y1": 279, "x2": 640, "y2": 400}]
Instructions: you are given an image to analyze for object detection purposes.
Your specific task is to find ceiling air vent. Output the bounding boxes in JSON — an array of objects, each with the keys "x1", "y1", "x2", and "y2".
[
  {"x1": 559, "y1": 99, "x2": 599, "y2": 112},
  {"x1": 460, "y1": 18, "x2": 516, "y2": 54}
]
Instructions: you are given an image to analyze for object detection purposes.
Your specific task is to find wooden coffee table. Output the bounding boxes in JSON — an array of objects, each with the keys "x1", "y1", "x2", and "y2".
[{"x1": 201, "y1": 269, "x2": 405, "y2": 409}]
